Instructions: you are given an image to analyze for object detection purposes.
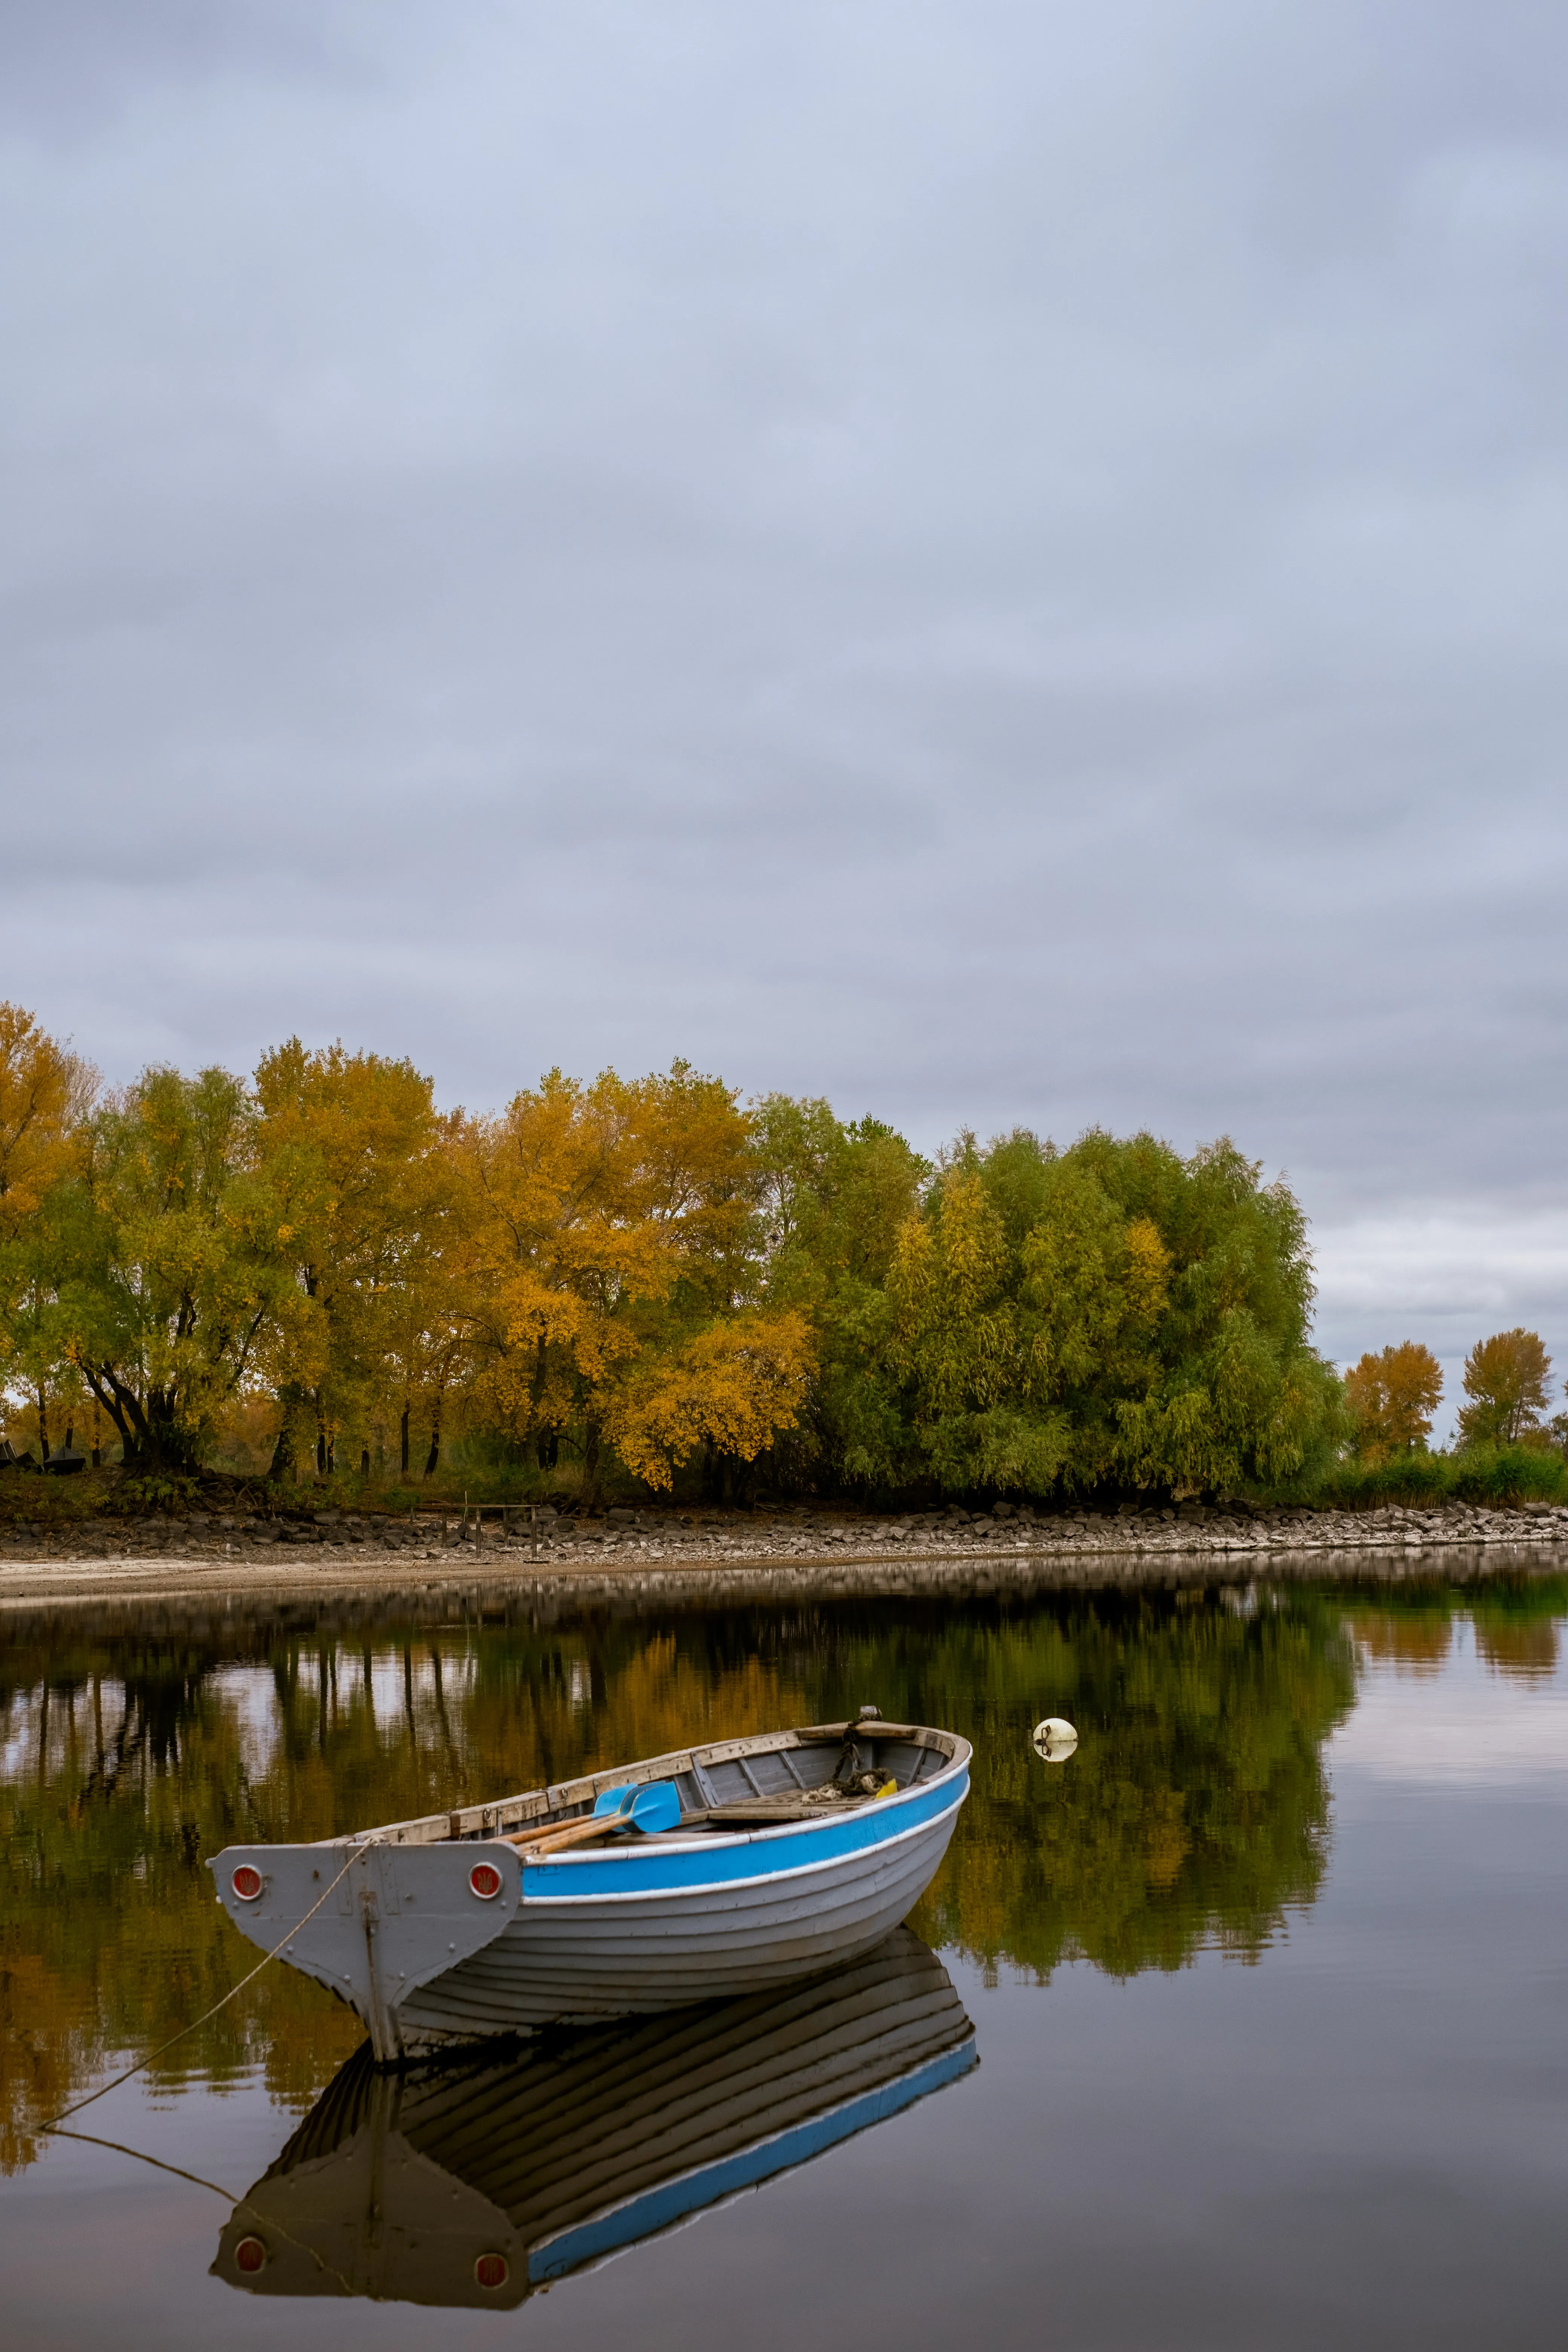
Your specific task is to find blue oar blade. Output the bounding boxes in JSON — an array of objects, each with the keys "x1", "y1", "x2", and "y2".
[
  {"x1": 591, "y1": 1784, "x2": 638, "y2": 1819},
  {"x1": 627, "y1": 1782, "x2": 681, "y2": 1835}
]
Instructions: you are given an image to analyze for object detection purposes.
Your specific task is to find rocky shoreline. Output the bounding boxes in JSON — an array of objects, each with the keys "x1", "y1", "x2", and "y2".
[{"x1": 2, "y1": 1494, "x2": 1566, "y2": 1612}]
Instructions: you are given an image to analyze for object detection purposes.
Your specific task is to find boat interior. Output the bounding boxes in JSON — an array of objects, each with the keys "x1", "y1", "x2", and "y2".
[{"x1": 359, "y1": 1719, "x2": 963, "y2": 1850}]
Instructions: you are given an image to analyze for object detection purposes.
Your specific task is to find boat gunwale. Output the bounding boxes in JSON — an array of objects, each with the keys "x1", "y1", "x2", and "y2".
[
  {"x1": 324, "y1": 1722, "x2": 971, "y2": 1857},
  {"x1": 507, "y1": 1774, "x2": 969, "y2": 1900}
]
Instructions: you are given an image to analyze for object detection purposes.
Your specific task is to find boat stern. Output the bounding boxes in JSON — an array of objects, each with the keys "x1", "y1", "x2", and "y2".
[{"x1": 207, "y1": 1837, "x2": 523, "y2": 2061}]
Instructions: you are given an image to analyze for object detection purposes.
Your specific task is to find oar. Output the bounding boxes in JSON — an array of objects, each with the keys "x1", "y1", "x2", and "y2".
[{"x1": 503, "y1": 1781, "x2": 681, "y2": 1856}]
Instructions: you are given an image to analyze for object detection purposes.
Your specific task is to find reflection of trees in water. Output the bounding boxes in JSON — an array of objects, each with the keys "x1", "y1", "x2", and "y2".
[
  {"x1": 1344, "y1": 1576, "x2": 1566, "y2": 1684},
  {"x1": 1473, "y1": 1615, "x2": 1560, "y2": 1677},
  {"x1": 898, "y1": 1597, "x2": 1358, "y2": 1982},
  {"x1": 1352, "y1": 1610, "x2": 1455, "y2": 1674},
  {"x1": 3, "y1": 1576, "x2": 1562, "y2": 2170}
]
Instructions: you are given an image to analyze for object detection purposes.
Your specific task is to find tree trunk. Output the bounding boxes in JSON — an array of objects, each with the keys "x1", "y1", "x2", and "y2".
[
  {"x1": 136, "y1": 1388, "x2": 204, "y2": 1475},
  {"x1": 37, "y1": 1387, "x2": 49, "y2": 1465},
  {"x1": 400, "y1": 1401, "x2": 410, "y2": 1478},
  {"x1": 581, "y1": 1413, "x2": 603, "y2": 1512},
  {"x1": 360, "y1": 1447, "x2": 370, "y2": 1476},
  {"x1": 91, "y1": 1401, "x2": 102, "y2": 1470},
  {"x1": 529, "y1": 1334, "x2": 551, "y2": 1465},
  {"x1": 269, "y1": 1384, "x2": 307, "y2": 1483},
  {"x1": 76, "y1": 1359, "x2": 147, "y2": 1466},
  {"x1": 424, "y1": 1396, "x2": 441, "y2": 1479}
]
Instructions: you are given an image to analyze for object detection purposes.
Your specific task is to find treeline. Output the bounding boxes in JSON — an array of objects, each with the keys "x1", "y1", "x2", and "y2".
[{"x1": 0, "y1": 1003, "x2": 1351, "y2": 1505}]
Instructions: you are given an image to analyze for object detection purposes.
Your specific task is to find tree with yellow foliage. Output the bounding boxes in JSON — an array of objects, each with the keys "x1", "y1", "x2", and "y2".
[
  {"x1": 1457, "y1": 1328, "x2": 1552, "y2": 1447},
  {"x1": 1344, "y1": 1342, "x2": 1443, "y2": 1462},
  {"x1": 0, "y1": 1004, "x2": 94, "y2": 1236},
  {"x1": 251, "y1": 1041, "x2": 453, "y2": 1478},
  {"x1": 607, "y1": 1310, "x2": 815, "y2": 1493},
  {"x1": 454, "y1": 1064, "x2": 810, "y2": 1503},
  {"x1": 0, "y1": 1006, "x2": 96, "y2": 1457}
]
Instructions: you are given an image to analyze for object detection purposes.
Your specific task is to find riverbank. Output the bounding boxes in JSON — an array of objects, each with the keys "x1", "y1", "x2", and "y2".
[{"x1": 2, "y1": 1495, "x2": 1565, "y2": 1612}]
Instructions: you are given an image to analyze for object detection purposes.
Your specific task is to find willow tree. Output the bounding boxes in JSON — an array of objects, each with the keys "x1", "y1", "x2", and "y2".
[
  {"x1": 876, "y1": 1127, "x2": 1340, "y2": 1499},
  {"x1": 750, "y1": 1095, "x2": 927, "y2": 1488}
]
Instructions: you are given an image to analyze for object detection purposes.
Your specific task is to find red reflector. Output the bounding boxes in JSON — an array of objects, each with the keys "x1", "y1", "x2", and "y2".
[
  {"x1": 231, "y1": 1865, "x2": 263, "y2": 1902},
  {"x1": 234, "y1": 2236, "x2": 267, "y2": 2274},
  {"x1": 469, "y1": 1861, "x2": 502, "y2": 1900},
  {"x1": 475, "y1": 2252, "x2": 509, "y2": 2290}
]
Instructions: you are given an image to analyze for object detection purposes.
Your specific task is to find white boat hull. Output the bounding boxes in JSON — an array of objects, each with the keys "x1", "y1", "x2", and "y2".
[
  {"x1": 208, "y1": 1720, "x2": 971, "y2": 2059},
  {"x1": 398, "y1": 1796, "x2": 961, "y2": 2043}
]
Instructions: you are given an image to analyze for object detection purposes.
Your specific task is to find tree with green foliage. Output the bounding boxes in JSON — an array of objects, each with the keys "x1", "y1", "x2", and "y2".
[
  {"x1": 750, "y1": 1094, "x2": 928, "y2": 1488},
  {"x1": 45, "y1": 1067, "x2": 297, "y2": 1474},
  {"x1": 875, "y1": 1127, "x2": 1340, "y2": 1499}
]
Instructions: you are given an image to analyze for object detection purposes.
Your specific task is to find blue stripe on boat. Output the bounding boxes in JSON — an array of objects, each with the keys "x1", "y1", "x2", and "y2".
[
  {"x1": 527, "y1": 2032, "x2": 978, "y2": 2283},
  {"x1": 520, "y1": 1769, "x2": 969, "y2": 1902}
]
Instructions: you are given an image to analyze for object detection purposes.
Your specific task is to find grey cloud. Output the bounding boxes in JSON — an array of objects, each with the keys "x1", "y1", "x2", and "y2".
[{"x1": 0, "y1": 0, "x2": 368, "y2": 134}]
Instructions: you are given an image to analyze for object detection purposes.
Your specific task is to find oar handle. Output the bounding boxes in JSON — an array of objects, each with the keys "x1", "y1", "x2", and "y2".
[
  {"x1": 503, "y1": 1808, "x2": 629, "y2": 1855},
  {"x1": 498, "y1": 1778, "x2": 681, "y2": 1854}
]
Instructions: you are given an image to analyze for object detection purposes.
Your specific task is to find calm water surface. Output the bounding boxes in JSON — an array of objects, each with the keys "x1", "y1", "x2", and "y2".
[{"x1": 2, "y1": 1569, "x2": 1565, "y2": 2348}]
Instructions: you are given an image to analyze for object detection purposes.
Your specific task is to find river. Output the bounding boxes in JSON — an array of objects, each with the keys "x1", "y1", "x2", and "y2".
[{"x1": 2, "y1": 1565, "x2": 1564, "y2": 2347}]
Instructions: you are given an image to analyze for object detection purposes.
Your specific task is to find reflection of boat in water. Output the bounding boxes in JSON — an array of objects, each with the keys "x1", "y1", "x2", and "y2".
[
  {"x1": 207, "y1": 1717, "x2": 970, "y2": 2057},
  {"x1": 213, "y1": 1929, "x2": 975, "y2": 2309}
]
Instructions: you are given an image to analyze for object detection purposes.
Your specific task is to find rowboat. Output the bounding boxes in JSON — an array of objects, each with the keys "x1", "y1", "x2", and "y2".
[
  {"x1": 213, "y1": 1928, "x2": 976, "y2": 2307},
  {"x1": 208, "y1": 1712, "x2": 971, "y2": 2060}
]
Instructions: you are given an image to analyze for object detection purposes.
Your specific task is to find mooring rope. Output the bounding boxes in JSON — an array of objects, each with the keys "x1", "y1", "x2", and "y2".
[
  {"x1": 44, "y1": 2126, "x2": 240, "y2": 2201},
  {"x1": 37, "y1": 1837, "x2": 378, "y2": 2135},
  {"x1": 44, "y1": 2124, "x2": 364, "y2": 2297}
]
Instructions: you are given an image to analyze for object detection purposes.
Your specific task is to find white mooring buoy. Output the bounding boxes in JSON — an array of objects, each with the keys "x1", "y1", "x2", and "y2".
[{"x1": 1032, "y1": 1716, "x2": 1078, "y2": 1762}]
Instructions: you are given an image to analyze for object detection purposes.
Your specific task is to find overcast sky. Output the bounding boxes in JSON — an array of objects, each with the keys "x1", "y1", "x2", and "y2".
[{"x1": 3, "y1": 1, "x2": 1566, "y2": 1426}]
